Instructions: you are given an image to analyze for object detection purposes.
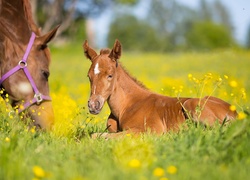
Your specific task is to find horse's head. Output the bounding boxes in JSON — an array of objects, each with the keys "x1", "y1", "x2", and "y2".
[
  {"x1": 83, "y1": 40, "x2": 122, "y2": 114},
  {"x1": 0, "y1": 27, "x2": 59, "y2": 130},
  {"x1": 0, "y1": 0, "x2": 59, "y2": 130}
]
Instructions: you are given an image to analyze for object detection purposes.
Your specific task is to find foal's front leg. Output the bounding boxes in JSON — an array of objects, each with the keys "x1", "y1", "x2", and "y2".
[{"x1": 106, "y1": 113, "x2": 119, "y2": 133}]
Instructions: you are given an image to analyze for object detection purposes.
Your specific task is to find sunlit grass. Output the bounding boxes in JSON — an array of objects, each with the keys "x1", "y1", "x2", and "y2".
[{"x1": 1, "y1": 46, "x2": 250, "y2": 180}]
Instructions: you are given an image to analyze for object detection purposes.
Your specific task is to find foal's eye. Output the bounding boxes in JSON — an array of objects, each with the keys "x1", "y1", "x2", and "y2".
[
  {"x1": 107, "y1": 75, "x2": 113, "y2": 79},
  {"x1": 42, "y1": 70, "x2": 50, "y2": 81}
]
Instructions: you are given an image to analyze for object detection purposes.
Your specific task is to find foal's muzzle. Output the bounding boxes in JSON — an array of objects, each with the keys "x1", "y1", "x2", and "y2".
[{"x1": 88, "y1": 96, "x2": 104, "y2": 115}]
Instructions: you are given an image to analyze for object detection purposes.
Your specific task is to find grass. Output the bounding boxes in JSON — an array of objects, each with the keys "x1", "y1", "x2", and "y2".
[{"x1": 1, "y1": 44, "x2": 250, "y2": 180}]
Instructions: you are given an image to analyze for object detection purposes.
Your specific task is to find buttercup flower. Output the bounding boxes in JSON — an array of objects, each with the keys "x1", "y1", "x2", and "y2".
[
  {"x1": 128, "y1": 159, "x2": 141, "y2": 168},
  {"x1": 153, "y1": 167, "x2": 165, "y2": 177},
  {"x1": 229, "y1": 80, "x2": 238, "y2": 88},
  {"x1": 237, "y1": 111, "x2": 247, "y2": 120},
  {"x1": 229, "y1": 105, "x2": 237, "y2": 112},
  {"x1": 33, "y1": 166, "x2": 45, "y2": 178},
  {"x1": 5, "y1": 137, "x2": 10, "y2": 142},
  {"x1": 167, "y1": 165, "x2": 177, "y2": 174}
]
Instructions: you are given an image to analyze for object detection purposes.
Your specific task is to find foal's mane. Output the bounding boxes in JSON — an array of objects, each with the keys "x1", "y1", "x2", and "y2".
[{"x1": 100, "y1": 48, "x2": 148, "y2": 90}]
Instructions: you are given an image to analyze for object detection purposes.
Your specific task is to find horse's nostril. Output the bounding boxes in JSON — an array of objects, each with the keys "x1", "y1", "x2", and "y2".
[{"x1": 95, "y1": 101, "x2": 100, "y2": 110}]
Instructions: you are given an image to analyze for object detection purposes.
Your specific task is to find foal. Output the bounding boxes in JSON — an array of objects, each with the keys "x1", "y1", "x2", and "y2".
[{"x1": 83, "y1": 40, "x2": 237, "y2": 138}]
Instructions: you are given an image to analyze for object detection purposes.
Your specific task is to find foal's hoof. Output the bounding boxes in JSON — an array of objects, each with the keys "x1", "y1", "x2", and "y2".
[{"x1": 91, "y1": 133, "x2": 109, "y2": 139}]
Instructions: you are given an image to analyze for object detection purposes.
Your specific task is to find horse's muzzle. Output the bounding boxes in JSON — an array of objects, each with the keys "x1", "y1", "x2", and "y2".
[
  {"x1": 88, "y1": 97, "x2": 104, "y2": 115},
  {"x1": 29, "y1": 101, "x2": 54, "y2": 130}
]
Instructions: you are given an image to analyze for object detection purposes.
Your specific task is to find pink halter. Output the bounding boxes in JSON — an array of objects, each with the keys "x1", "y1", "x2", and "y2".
[{"x1": 0, "y1": 32, "x2": 51, "y2": 113}]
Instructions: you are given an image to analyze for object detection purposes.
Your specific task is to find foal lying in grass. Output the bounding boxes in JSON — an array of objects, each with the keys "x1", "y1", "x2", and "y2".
[{"x1": 83, "y1": 40, "x2": 237, "y2": 138}]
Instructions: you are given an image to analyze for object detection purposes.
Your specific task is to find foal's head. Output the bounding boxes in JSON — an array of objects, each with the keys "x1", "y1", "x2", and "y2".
[{"x1": 83, "y1": 40, "x2": 122, "y2": 114}]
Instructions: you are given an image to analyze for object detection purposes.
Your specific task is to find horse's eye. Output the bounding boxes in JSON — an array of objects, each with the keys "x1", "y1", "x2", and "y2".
[
  {"x1": 42, "y1": 70, "x2": 50, "y2": 81},
  {"x1": 38, "y1": 44, "x2": 47, "y2": 50},
  {"x1": 107, "y1": 75, "x2": 113, "y2": 79}
]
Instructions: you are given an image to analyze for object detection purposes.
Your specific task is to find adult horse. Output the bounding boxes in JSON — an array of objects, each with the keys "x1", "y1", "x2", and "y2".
[
  {"x1": 0, "y1": 0, "x2": 59, "y2": 129},
  {"x1": 83, "y1": 40, "x2": 237, "y2": 138}
]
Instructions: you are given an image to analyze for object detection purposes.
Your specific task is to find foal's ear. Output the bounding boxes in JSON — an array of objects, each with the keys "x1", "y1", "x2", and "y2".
[
  {"x1": 109, "y1": 39, "x2": 122, "y2": 60},
  {"x1": 83, "y1": 40, "x2": 98, "y2": 61},
  {"x1": 37, "y1": 25, "x2": 60, "y2": 45}
]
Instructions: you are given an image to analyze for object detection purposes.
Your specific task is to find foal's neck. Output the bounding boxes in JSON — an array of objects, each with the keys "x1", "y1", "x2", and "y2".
[{"x1": 108, "y1": 65, "x2": 150, "y2": 118}]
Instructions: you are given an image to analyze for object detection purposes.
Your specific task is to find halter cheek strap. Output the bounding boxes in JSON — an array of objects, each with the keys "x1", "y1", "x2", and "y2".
[{"x1": 0, "y1": 32, "x2": 51, "y2": 113}]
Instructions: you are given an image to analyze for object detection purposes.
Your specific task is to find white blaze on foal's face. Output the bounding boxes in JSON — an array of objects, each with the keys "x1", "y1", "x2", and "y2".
[{"x1": 94, "y1": 63, "x2": 100, "y2": 75}]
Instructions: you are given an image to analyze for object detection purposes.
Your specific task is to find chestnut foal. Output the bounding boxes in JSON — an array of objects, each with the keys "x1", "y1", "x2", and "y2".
[{"x1": 83, "y1": 40, "x2": 237, "y2": 138}]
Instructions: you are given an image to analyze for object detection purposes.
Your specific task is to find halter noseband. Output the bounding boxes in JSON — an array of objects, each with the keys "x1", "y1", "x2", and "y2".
[{"x1": 0, "y1": 32, "x2": 51, "y2": 113}]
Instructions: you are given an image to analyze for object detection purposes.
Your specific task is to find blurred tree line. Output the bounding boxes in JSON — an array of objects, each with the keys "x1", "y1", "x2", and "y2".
[
  {"x1": 108, "y1": 0, "x2": 237, "y2": 51},
  {"x1": 32, "y1": 0, "x2": 245, "y2": 51}
]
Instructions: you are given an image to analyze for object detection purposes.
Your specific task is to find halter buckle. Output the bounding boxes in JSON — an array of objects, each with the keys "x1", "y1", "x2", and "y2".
[
  {"x1": 34, "y1": 93, "x2": 43, "y2": 104},
  {"x1": 18, "y1": 60, "x2": 27, "y2": 68}
]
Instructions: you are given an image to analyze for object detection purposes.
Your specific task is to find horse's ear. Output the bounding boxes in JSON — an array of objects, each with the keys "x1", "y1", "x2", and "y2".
[
  {"x1": 109, "y1": 39, "x2": 122, "y2": 61},
  {"x1": 83, "y1": 40, "x2": 98, "y2": 61},
  {"x1": 37, "y1": 25, "x2": 60, "y2": 45}
]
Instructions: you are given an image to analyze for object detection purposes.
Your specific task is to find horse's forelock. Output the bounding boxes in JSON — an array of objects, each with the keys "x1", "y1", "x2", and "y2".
[{"x1": 100, "y1": 48, "x2": 111, "y2": 55}]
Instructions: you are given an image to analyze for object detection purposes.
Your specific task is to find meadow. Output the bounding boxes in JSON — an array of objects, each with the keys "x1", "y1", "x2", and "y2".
[{"x1": 0, "y1": 43, "x2": 250, "y2": 180}]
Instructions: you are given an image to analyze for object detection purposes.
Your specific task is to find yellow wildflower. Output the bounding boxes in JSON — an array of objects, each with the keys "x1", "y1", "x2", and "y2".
[
  {"x1": 206, "y1": 73, "x2": 213, "y2": 79},
  {"x1": 5, "y1": 137, "x2": 10, "y2": 142},
  {"x1": 30, "y1": 127, "x2": 36, "y2": 134},
  {"x1": 160, "y1": 178, "x2": 169, "y2": 180},
  {"x1": 33, "y1": 166, "x2": 45, "y2": 178},
  {"x1": 167, "y1": 165, "x2": 177, "y2": 174},
  {"x1": 32, "y1": 178, "x2": 40, "y2": 180},
  {"x1": 237, "y1": 111, "x2": 247, "y2": 120},
  {"x1": 153, "y1": 167, "x2": 165, "y2": 177},
  {"x1": 128, "y1": 159, "x2": 141, "y2": 168},
  {"x1": 229, "y1": 105, "x2": 237, "y2": 112},
  {"x1": 19, "y1": 105, "x2": 24, "y2": 110},
  {"x1": 229, "y1": 80, "x2": 238, "y2": 88},
  {"x1": 240, "y1": 88, "x2": 247, "y2": 99}
]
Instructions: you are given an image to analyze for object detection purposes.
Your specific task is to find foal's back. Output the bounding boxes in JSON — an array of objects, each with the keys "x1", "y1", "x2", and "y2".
[
  {"x1": 120, "y1": 92, "x2": 236, "y2": 133},
  {"x1": 119, "y1": 92, "x2": 189, "y2": 133}
]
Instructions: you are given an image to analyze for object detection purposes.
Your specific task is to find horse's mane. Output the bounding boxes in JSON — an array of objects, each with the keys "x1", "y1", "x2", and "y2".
[
  {"x1": 22, "y1": 0, "x2": 40, "y2": 35},
  {"x1": 121, "y1": 64, "x2": 148, "y2": 90},
  {"x1": 0, "y1": 0, "x2": 40, "y2": 40},
  {"x1": 99, "y1": 48, "x2": 148, "y2": 90}
]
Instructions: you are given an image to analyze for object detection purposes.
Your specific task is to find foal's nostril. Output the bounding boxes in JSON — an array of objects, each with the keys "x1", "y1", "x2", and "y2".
[{"x1": 95, "y1": 100, "x2": 101, "y2": 110}]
